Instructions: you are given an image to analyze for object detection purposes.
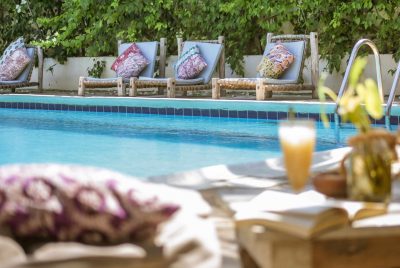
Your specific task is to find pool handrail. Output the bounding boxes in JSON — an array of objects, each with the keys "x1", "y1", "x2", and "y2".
[
  {"x1": 385, "y1": 61, "x2": 400, "y2": 127},
  {"x1": 334, "y1": 39, "x2": 383, "y2": 126}
]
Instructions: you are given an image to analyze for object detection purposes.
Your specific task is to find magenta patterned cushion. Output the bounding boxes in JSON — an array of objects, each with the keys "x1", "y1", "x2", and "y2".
[
  {"x1": 0, "y1": 48, "x2": 31, "y2": 81},
  {"x1": 111, "y1": 43, "x2": 148, "y2": 79},
  {"x1": 0, "y1": 164, "x2": 179, "y2": 245},
  {"x1": 175, "y1": 45, "x2": 207, "y2": 79}
]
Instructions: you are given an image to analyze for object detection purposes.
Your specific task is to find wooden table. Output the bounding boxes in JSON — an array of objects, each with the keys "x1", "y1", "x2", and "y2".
[
  {"x1": 235, "y1": 181, "x2": 400, "y2": 268},
  {"x1": 237, "y1": 222, "x2": 400, "y2": 268}
]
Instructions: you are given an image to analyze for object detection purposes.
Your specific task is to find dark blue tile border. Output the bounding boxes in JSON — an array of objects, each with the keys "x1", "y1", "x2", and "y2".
[
  {"x1": 166, "y1": 108, "x2": 174, "y2": 115},
  {"x1": 0, "y1": 101, "x2": 399, "y2": 125},
  {"x1": 175, "y1": 108, "x2": 183, "y2": 116},
  {"x1": 268, "y1": 112, "x2": 278, "y2": 120},
  {"x1": 210, "y1": 109, "x2": 219, "y2": 117},
  {"x1": 127, "y1": 107, "x2": 135, "y2": 113},
  {"x1": 277, "y1": 112, "x2": 287, "y2": 120},
  {"x1": 309, "y1": 113, "x2": 320, "y2": 121},
  {"x1": 220, "y1": 109, "x2": 228, "y2": 118},
  {"x1": 96, "y1": 106, "x2": 104, "y2": 112},
  {"x1": 247, "y1": 110, "x2": 257, "y2": 119},
  {"x1": 119, "y1": 106, "x2": 127, "y2": 113},
  {"x1": 111, "y1": 106, "x2": 119, "y2": 113},
  {"x1": 228, "y1": 110, "x2": 238, "y2": 118},
  {"x1": 390, "y1": 116, "x2": 398, "y2": 125},
  {"x1": 183, "y1": 108, "x2": 193, "y2": 116},
  {"x1": 200, "y1": 109, "x2": 210, "y2": 117},
  {"x1": 238, "y1": 110, "x2": 247, "y2": 118},
  {"x1": 149, "y1": 107, "x2": 158, "y2": 115},
  {"x1": 193, "y1": 108, "x2": 201, "y2": 116},
  {"x1": 142, "y1": 107, "x2": 150, "y2": 114},
  {"x1": 264, "y1": 111, "x2": 273, "y2": 119}
]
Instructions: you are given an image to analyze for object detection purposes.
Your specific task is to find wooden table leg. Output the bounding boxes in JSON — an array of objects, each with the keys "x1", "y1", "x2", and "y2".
[{"x1": 239, "y1": 247, "x2": 260, "y2": 268}]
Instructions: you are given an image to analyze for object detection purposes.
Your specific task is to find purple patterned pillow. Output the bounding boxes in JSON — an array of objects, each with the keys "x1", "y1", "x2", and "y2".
[
  {"x1": 111, "y1": 43, "x2": 148, "y2": 79},
  {"x1": 0, "y1": 37, "x2": 25, "y2": 66},
  {"x1": 175, "y1": 45, "x2": 207, "y2": 79},
  {"x1": 0, "y1": 164, "x2": 179, "y2": 245},
  {"x1": 0, "y1": 48, "x2": 31, "y2": 81}
]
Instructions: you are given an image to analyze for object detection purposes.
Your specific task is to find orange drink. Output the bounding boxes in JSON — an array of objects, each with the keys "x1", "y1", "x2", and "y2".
[{"x1": 279, "y1": 120, "x2": 316, "y2": 191}]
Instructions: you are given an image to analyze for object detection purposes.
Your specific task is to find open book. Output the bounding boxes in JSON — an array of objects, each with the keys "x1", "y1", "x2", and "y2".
[{"x1": 233, "y1": 190, "x2": 396, "y2": 238}]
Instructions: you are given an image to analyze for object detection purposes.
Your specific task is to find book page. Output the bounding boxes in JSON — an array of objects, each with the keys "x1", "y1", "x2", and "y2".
[
  {"x1": 232, "y1": 189, "x2": 392, "y2": 221},
  {"x1": 0, "y1": 236, "x2": 26, "y2": 266},
  {"x1": 233, "y1": 189, "x2": 400, "y2": 238},
  {"x1": 231, "y1": 190, "x2": 328, "y2": 214},
  {"x1": 324, "y1": 200, "x2": 388, "y2": 221}
]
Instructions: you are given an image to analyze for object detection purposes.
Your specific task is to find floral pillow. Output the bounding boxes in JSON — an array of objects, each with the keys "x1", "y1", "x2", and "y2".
[
  {"x1": 257, "y1": 43, "x2": 294, "y2": 79},
  {"x1": 0, "y1": 48, "x2": 31, "y2": 81},
  {"x1": 0, "y1": 37, "x2": 25, "y2": 66},
  {"x1": 111, "y1": 43, "x2": 149, "y2": 79},
  {"x1": 0, "y1": 164, "x2": 179, "y2": 245},
  {"x1": 175, "y1": 45, "x2": 207, "y2": 79}
]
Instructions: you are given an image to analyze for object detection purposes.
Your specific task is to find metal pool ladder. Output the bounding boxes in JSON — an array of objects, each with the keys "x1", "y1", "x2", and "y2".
[
  {"x1": 385, "y1": 60, "x2": 400, "y2": 128},
  {"x1": 334, "y1": 39, "x2": 384, "y2": 126}
]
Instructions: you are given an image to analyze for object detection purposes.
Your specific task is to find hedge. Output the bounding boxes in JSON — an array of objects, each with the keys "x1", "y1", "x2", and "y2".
[{"x1": 1, "y1": 0, "x2": 399, "y2": 75}]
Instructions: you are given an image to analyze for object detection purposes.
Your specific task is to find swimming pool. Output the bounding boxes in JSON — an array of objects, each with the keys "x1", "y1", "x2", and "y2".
[{"x1": 0, "y1": 95, "x2": 397, "y2": 177}]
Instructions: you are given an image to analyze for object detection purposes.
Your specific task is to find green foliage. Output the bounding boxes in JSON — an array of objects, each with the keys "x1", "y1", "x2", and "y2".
[
  {"x1": 0, "y1": 0, "x2": 63, "y2": 59},
  {"x1": 87, "y1": 59, "x2": 106, "y2": 78},
  {"x1": 1, "y1": 1, "x2": 399, "y2": 75},
  {"x1": 319, "y1": 57, "x2": 383, "y2": 133}
]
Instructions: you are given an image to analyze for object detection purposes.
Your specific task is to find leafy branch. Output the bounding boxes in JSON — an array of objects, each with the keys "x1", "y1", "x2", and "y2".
[{"x1": 319, "y1": 57, "x2": 383, "y2": 133}]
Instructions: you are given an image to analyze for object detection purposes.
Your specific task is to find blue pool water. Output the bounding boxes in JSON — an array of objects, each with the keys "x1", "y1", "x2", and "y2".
[{"x1": 0, "y1": 108, "x2": 357, "y2": 177}]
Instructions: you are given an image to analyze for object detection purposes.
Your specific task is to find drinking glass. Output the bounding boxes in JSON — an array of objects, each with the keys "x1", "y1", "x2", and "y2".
[{"x1": 279, "y1": 120, "x2": 316, "y2": 192}]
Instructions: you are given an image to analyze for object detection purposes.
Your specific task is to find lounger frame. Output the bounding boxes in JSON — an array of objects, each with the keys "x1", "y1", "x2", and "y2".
[{"x1": 212, "y1": 32, "x2": 319, "y2": 100}]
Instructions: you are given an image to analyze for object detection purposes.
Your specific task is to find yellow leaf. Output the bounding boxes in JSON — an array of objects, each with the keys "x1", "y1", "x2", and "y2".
[
  {"x1": 320, "y1": 86, "x2": 337, "y2": 101},
  {"x1": 321, "y1": 113, "x2": 330, "y2": 128},
  {"x1": 349, "y1": 57, "x2": 368, "y2": 88},
  {"x1": 355, "y1": 83, "x2": 366, "y2": 100},
  {"x1": 364, "y1": 78, "x2": 383, "y2": 119}
]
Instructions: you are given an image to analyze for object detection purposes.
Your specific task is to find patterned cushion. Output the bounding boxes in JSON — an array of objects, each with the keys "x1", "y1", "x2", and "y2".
[
  {"x1": 0, "y1": 37, "x2": 25, "y2": 66},
  {"x1": 0, "y1": 48, "x2": 31, "y2": 81},
  {"x1": 257, "y1": 43, "x2": 294, "y2": 79},
  {"x1": 0, "y1": 164, "x2": 179, "y2": 245},
  {"x1": 175, "y1": 45, "x2": 207, "y2": 79},
  {"x1": 111, "y1": 43, "x2": 148, "y2": 79}
]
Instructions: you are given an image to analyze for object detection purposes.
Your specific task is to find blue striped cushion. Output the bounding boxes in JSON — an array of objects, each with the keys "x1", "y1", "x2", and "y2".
[{"x1": 175, "y1": 45, "x2": 207, "y2": 79}]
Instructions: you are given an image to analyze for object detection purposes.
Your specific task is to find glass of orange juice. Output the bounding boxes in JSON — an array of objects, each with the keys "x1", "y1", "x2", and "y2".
[{"x1": 279, "y1": 120, "x2": 316, "y2": 192}]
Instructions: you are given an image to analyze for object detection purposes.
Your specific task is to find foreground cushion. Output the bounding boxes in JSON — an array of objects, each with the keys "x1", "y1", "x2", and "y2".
[
  {"x1": 111, "y1": 43, "x2": 148, "y2": 79},
  {"x1": 0, "y1": 164, "x2": 180, "y2": 245},
  {"x1": 257, "y1": 43, "x2": 294, "y2": 79},
  {"x1": 0, "y1": 48, "x2": 31, "y2": 81},
  {"x1": 0, "y1": 37, "x2": 25, "y2": 66},
  {"x1": 175, "y1": 45, "x2": 208, "y2": 79}
]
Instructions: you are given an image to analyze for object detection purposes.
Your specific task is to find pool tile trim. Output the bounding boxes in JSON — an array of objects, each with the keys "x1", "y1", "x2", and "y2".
[{"x1": 0, "y1": 101, "x2": 398, "y2": 124}]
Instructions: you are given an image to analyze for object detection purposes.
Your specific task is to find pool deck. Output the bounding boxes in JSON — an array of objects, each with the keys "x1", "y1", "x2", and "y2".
[
  {"x1": 4, "y1": 88, "x2": 400, "y2": 107},
  {"x1": 1, "y1": 88, "x2": 322, "y2": 101}
]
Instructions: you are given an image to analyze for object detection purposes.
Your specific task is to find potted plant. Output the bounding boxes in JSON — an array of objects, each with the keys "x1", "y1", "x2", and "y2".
[{"x1": 319, "y1": 57, "x2": 397, "y2": 202}]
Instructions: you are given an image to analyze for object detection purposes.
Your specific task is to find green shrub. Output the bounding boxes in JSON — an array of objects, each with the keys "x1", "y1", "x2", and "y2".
[{"x1": 1, "y1": 1, "x2": 399, "y2": 75}]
